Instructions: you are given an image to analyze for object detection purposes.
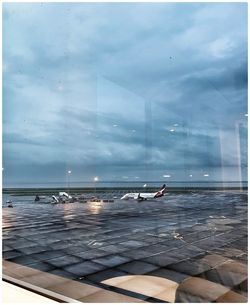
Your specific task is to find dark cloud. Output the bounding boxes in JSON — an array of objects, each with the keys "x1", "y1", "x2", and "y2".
[{"x1": 3, "y1": 2, "x2": 247, "y2": 185}]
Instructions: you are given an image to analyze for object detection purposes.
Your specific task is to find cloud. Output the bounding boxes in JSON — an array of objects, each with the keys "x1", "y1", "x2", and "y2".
[{"x1": 3, "y1": 2, "x2": 248, "y2": 185}]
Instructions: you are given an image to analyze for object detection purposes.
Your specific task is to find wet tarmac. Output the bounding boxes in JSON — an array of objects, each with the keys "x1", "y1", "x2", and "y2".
[{"x1": 2, "y1": 191, "x2": 248, "y2": 302}]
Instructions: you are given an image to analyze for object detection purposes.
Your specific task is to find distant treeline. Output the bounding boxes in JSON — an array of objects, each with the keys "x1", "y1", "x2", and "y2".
[{"x1": 3, "y1": 186, "x2": 248, "y2": 196}]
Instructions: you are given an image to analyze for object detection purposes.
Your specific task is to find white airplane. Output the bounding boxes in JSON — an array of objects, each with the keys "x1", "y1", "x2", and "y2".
[
  {"x1": 52, "y1": 192, "x2": 73, "y2": 203},
  {"x1": 121, "y1": 184, "x2": 166, "y2": 201},
  {"x1": 59, "y1": 192, "x2": 72, "y2": 199}
]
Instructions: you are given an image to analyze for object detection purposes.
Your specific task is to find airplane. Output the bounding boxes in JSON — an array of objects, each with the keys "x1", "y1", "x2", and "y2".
[
  {"x1": 51, "y1": 192, "x2": 74, "y2": 203},
  {"x1": 35, "y1": 192, "x2": 74, "y2": 204},
  {"x1": 121, "y1": 184, "x2": 166, "y2": 201}
]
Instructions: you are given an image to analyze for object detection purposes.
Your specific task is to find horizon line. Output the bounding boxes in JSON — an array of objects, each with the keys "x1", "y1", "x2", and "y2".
[{"x1": 3, "y1": 180, "x2": 248, "y2": 185}]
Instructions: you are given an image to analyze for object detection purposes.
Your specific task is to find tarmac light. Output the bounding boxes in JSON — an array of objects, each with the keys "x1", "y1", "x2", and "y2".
[
  {"x1": 67, "y1": 170, "x2": 71, "y2": 195},
  {"x1": 94, "y1": 177, "x2": 99, "y2": 198}
]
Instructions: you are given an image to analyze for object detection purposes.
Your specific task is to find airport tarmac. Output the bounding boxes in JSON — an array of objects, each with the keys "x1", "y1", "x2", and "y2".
[{"x1": 2, "y1": 191, "x2": 248, "y2": 302}]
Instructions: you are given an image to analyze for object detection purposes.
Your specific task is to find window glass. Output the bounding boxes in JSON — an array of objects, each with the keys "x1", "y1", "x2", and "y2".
[{"x1": 3, "y1": 2, "x2": 248, "y2": 303}]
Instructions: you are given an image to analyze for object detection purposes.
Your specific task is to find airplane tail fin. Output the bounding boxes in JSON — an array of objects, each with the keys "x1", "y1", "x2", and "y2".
[
  {"x1": 160, "y1": 184, "x2": 166, "y2": 193},
  {"x1": 154, "y1": 184, "x2": 166, "y2": 198},
  {"x1": 59, "y1": 192, "x2": 72, "y2": 199},
  {"x1": 52, "y1": 195, "x2": 59, "y2": 203}
]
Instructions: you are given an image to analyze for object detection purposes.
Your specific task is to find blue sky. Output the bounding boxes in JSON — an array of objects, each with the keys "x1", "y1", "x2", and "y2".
[{"x1": 3, "y1": 2, "x2": 248, "y2": 186}]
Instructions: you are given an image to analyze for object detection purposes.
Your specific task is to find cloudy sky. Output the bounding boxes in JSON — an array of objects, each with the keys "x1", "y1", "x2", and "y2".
[{"x1": 3, "y1": 2, "x2": 247, "y2": 187}]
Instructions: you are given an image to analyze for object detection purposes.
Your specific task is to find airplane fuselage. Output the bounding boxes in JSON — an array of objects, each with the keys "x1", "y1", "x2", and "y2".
[
  {"x1": 121, "y1": 192, "x2": 164, "y2": 200},
  {"x1": 121, "y1": 184, "x2": 166, "y2": 200}
]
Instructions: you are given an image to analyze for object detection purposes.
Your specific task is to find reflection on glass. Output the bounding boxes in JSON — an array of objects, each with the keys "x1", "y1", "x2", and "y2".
[{"x1": 2, "y1": 2, "x2": 247, "y2": 304}]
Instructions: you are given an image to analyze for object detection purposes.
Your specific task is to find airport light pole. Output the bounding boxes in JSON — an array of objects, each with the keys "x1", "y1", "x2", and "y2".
[
  {"x1": 67, "y1": 170, "x2": 71, "y2": 195},
  {"x1": 94, "y1": 176, "x2": 99, "y2": 198}
]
